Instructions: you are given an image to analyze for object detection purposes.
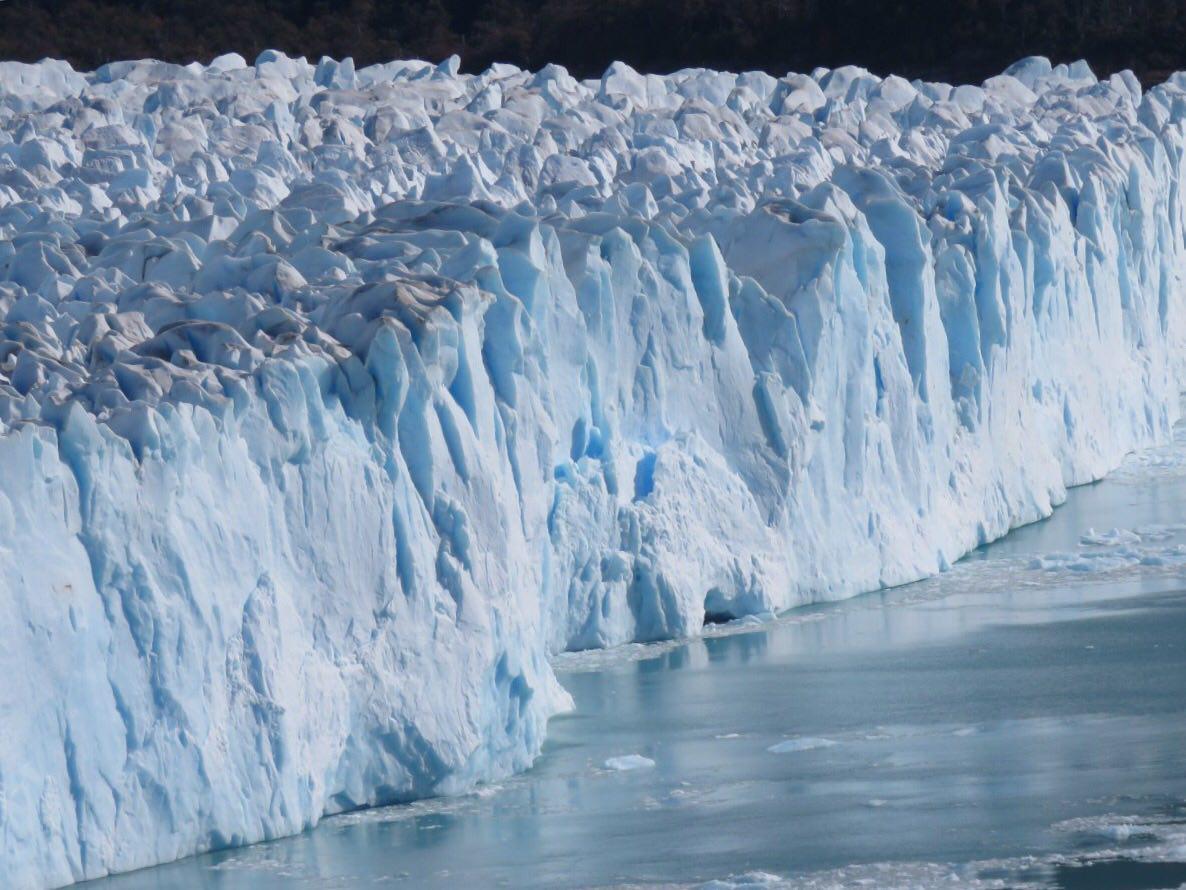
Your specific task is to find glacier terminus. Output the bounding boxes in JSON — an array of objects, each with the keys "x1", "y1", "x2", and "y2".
[{"x1": 1, "y1": 50, "x2": 1186, "y2": 887}]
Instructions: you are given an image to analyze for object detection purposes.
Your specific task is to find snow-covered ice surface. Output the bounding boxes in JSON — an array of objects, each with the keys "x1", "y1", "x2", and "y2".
[{"x1": 3, "y1": 50, "x2": 1186, "y2": 886}]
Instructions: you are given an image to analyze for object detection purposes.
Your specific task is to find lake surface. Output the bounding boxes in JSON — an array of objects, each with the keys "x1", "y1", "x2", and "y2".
[{"x1": 88, "y1": 428, "x2": 1186, "y2": 890}]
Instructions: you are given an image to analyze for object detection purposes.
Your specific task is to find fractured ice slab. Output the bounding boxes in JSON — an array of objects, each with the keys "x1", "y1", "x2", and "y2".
[{"x1": 2, "y1": 51, "x2": 1186, "y2": 886}]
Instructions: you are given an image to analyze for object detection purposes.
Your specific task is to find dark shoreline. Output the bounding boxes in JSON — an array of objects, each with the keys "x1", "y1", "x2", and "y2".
[{"x1": 3, "y1": 0, "x2": 1186, "y2": 89}]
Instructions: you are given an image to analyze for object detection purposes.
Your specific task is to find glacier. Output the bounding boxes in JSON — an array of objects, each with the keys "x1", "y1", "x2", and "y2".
[{"x1": 1, "y1": 50, "x2": 1186, "y2": 887}]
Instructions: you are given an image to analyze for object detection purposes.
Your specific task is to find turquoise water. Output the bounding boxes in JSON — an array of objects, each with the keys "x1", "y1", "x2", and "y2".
[{"x1": 87, "y1": 432, "x2": 1186, "y2": 889}]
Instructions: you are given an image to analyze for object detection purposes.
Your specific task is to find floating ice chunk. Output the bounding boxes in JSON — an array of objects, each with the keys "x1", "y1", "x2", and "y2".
[
  {"x1": 767, "y1": 738, "x2": 838, "y2": 754},
  {"x1": 1079, "y1": 527, "x2": 1141, "y2": 546},
  {"x1": 604, "y1": 754, "x2": 656, "y2": 771}
]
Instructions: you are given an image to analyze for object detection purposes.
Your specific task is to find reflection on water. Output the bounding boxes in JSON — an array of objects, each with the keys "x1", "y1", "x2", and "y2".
[{"x1": 86, "y1": 431, "x2": 1186, "y2": 890}]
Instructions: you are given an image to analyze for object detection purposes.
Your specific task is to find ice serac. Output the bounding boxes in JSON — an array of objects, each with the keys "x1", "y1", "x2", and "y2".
[{"x1": 1, "y1": 52, "x2": 1185, "y2": 886}]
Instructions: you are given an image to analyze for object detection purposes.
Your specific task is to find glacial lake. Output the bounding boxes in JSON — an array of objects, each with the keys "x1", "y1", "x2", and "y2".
[{"x1": 87, "y1": 427, "x2": 1186, "y2": 890}]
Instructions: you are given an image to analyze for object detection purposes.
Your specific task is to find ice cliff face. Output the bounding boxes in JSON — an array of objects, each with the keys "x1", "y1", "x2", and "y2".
[{"x1": 2, "y1": 51, "x2": 1186, "y2": 886}]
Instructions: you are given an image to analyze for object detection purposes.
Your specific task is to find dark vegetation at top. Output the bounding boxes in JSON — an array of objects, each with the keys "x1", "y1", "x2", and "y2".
[{"x1": 0, "y1": 0, "x2": 1184, "y2": 87}]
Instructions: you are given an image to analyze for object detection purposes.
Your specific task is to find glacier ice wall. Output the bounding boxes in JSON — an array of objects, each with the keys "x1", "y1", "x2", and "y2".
[{"x1": 2, "y1": 51, "x2": 1186, "y2": 886}]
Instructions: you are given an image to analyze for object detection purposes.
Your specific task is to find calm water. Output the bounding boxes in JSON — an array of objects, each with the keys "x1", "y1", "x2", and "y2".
[{"x1": 88, "y1": 431, "x2": 1186, "y2": 890}]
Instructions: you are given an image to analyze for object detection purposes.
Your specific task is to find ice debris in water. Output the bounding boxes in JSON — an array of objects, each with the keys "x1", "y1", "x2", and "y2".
[
  {"x1": 699, "y1": 873, "x2": 787, "y2": 889},
  {"x1": 1029, "y1": 522, "x2": 1186, "y2": 572},
  {"x1": 4, "y1": 49, "x2": 1186, "y2": 886},
  {"x1": 692, "y1": 811, "x2": 1186, "y2": 888}
]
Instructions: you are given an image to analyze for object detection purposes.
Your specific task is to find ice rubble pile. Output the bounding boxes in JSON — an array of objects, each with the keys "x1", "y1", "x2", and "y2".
[{"x1": 2, "y1": 50, "x2": 1186, "y2": 885}]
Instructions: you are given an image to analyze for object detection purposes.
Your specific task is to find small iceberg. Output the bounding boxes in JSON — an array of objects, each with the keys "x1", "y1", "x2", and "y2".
[{"x1": 604, "y1": 754, "x2": 656, "y2": 771}]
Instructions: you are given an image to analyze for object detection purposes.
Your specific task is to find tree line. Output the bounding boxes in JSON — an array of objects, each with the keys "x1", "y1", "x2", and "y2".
[{"x1": 0, "y1": 0, "x2": 1184, "y2": 87}]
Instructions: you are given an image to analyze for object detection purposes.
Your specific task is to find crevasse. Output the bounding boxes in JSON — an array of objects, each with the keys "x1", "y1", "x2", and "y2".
[{"x1": 1, "y1": 52, "x2": 1185, "y2": 887}]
